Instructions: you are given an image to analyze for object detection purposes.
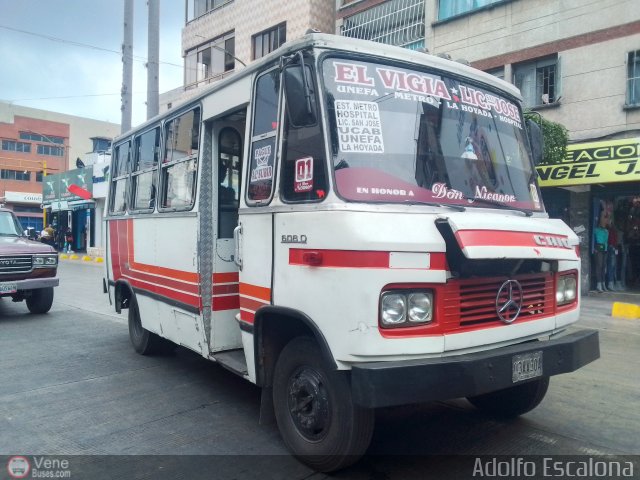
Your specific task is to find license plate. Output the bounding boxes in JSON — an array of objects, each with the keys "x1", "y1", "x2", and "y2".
[
  {"x1": 512, "y1": 351, "x2": 543, "y2": 383},
  {"x1": 0, "y1": 282, "x2": 18, "y2": 294}
]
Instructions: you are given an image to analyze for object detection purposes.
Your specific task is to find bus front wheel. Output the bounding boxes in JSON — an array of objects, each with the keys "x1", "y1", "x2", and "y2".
[{"x1": 272, "y1": 336, "x2": 374, "y2": 472}]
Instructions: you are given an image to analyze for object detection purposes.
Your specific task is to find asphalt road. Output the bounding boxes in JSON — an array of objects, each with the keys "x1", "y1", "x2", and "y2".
[{"x1": 0, "y1": 261, "x2": 638, "y2": 479}]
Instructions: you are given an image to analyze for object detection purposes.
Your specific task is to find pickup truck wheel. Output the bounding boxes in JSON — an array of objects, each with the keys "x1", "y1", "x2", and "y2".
[
  {"x1": 26, "y1": 287, "x2": 54, "y2": 314},
  {"x1": 272, "y1": 336, "x2": 374, "y2": 472},
  {"x1": 467, "y1": 377, "x2": 550, "y2": 418},
  {"x1": 128, "y1": 297, "x2": 174, "y2": 355}
]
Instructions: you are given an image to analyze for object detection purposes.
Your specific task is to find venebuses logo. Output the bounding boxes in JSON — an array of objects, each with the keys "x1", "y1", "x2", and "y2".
[{"x1": 7, "y1": 456, "x2": 30, "y2": 479}]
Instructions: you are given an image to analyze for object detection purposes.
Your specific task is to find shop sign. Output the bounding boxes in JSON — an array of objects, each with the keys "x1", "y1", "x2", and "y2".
[
  {"x1": 4, "y1": 191, "x2": 43, "y2": 204},
  {"x1": 536, "y1": 138, "x2": 640, "y2": 187},
  {"x1": 42, "y1": 168, "x2": 93, "y2": 205}
]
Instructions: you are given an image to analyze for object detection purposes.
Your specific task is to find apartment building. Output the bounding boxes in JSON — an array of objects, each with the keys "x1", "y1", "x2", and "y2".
[{"x1": 336, "y1": 0, "x2": 640, "y2": 291}]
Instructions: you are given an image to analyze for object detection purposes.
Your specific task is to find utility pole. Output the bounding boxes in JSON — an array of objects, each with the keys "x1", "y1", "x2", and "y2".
[
  {"x1": 121, "y1": 0, "x2": 134, "y2": 133},
  {"x1": 147, "y1": 0, "x2": 160, "y2": 120}
]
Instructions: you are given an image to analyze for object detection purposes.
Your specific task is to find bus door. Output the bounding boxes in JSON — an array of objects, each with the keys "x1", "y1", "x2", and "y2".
[
  {"x1": 235, "y1": 69, "x2": 280, "y2": 344},
  {"x1": 210, "y1": 116, "x2": 245, "y2": 353}
]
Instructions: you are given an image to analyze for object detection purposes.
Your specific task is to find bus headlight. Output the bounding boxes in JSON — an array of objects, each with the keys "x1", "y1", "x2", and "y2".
[
  {"x1": 408, "y1": 292, "x2": 433, "y2": 323},
  {"x1": 557, "y1": 273, "x2": 577, "y2": 306},
  {"x1": 380, "y1": 290, "x2": 433, "y2": 327},
  {"x1": 381, "y1": 293, "x2": 406, "y2": 325}
]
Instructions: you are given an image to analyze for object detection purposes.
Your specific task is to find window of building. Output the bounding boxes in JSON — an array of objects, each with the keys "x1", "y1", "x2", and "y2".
[
  {"x1": 252, "y1": 23, "x2": 286, "y2": 60},
  {"x1": 131, "y1": 127, "x2": 160, "y2": 212},
  {"x1": 513, "y1": 56, "x2": 561, "y2": 108},
  {"x1": 0, "y1": 169, "x2": 30, "y2": 181},
  {"x1": 1, "y1": 140, "x2": 31, "y2": 153},
  {"x1": 36, "y1": 172, "x2": 43, "y2": 182},
  {"x1": 341, "y1": 0, "x2": 425, "y2": 50},
  {"x1": 19, "y1": 132, "x2": 64, "y2": 144},
  {"x1": 160, "y1": 108, "x2": 200, "y2": 210},
  {"x1": 187, "y1": 0, "x2": 232, "y2": 21},
  {"x1": 185, "y1": 31, "x2": 235, "y2": 89},
  {"x1": 438, "y1": 0, "x2": 504, "y2": 21},
  {"x1": 486, "y1": 67, "x2": 505, "y2": 80},
  {"x1": 109, "y1": 141, "x2": 131, "y2": 214},
  {"x1": 37, "y1": 144, "x2": 65, "y2": 156},
  {"x1": 628, "y1": 50, "x2": 640, "y2": 106},
  {"x1": 92, "y1": 138, "x2": 111, "y2": 153},
  {"x1": 247, "y1": 70, "x2": 280, "y2": 203}
]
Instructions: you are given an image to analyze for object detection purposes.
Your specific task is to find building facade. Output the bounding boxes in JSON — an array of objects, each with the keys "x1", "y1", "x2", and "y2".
[
  {"x1": 335, "y1": 0, "x2": 640, "y2": 292},
  {"x1": 0, "y1": 102, "x2": 119, "y2": 251},
  {"x1": 176, "y1": 0, "x2": 335, "y2": 101},
  {"x1": 0, "y1": 114, "x2": 69, "y2": 233}
]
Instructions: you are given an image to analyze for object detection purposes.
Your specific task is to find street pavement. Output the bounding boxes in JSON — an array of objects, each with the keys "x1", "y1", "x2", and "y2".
[{"x1": 0, "y1": 260, "x2": 638, "y2": 479}]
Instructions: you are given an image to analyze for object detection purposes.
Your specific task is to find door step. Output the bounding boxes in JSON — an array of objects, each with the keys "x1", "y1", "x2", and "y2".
[{"x1": 214, "y1": 349, "x2": 248, "y2": 376}]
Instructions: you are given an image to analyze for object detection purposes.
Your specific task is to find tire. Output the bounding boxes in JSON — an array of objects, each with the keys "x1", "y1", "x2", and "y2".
[
  {"x1": 26, "y1": 287, "x2": 54, "y2": 314},
  {"x1": 272, "y1": 336, "x2": 374, "y2": 472},
  {"x1": 467, "y1": 377, "x2": 550, "y2": 418},
  {"x1": 128, "y1": 297, "x2": 174, "y2": 355}
]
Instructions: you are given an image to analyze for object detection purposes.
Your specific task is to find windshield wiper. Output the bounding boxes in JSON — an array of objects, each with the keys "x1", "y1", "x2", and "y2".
[
  {"x1": 464, "y1": 197, "x2": 533, "y2": 216},
  {"x1": 402, "y1": 200, "x2": 466, "y2": 212},
  {"x1": 0, "y1": 233, "x2": 19, "y2": 237}
]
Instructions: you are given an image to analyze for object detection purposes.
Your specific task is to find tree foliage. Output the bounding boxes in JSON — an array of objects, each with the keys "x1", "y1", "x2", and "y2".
[{"x1": 524, "y1": 112, "x2": 569, "y2": 165}]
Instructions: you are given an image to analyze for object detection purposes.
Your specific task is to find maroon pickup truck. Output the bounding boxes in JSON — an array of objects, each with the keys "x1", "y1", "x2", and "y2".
[{"x1": 0, "y1": 209, "x2": 59, "y2": 314}]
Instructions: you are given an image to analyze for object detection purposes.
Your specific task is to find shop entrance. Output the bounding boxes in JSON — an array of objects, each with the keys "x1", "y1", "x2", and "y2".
[{"x1": 591, "y1": 184, "x2": 640, "y2": 292}]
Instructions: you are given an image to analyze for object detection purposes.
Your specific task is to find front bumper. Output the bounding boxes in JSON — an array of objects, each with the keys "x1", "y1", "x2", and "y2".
[
  {"x1": 350, "y1": 329, "x2": 599, "y2": 408},
  {"x1": 0, "y1": 277, "x2": 60, "y2": 294}
]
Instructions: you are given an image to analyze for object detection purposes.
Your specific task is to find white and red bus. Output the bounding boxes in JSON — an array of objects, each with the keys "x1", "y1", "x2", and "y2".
[{"x1": 104, "y1": 33, "x2": 599, "y2": 471}]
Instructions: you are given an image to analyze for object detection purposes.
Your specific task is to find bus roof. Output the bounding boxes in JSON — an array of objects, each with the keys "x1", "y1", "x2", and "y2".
[{"x1": 118, "y1": 33, "x2": 522, "y2": 140}]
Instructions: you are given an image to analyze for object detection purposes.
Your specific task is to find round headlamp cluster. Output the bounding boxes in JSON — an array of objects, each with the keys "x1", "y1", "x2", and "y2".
[
  {"x1": 556, "y1": 274, "x2": 577, "y2": 305},
  {"x1": 381, "y1": 290, "x2": 433, "y2": 327}
]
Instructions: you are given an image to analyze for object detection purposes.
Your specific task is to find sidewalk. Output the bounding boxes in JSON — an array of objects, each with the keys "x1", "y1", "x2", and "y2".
[{"x1": 584, "y1": 287, "x2": 640, "y2": 319}]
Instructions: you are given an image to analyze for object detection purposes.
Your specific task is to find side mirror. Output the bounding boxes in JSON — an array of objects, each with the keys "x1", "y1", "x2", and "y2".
[
  {"x1": 283, "y1": 55, "x2": 317, "y2": 128},
  {"x1": 526, "y1": 118, "x2": 544, "y2": 166}
]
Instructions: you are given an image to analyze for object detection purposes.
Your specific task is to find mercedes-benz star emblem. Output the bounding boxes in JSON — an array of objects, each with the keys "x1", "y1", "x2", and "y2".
[{"x1": 495, "y1": 279, "x2": 523, "y2": 324}]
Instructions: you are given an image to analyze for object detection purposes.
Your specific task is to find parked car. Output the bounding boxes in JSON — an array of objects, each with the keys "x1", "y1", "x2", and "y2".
[{"x1": 0, "y1": 209, "x2": 59, "y2": 313}]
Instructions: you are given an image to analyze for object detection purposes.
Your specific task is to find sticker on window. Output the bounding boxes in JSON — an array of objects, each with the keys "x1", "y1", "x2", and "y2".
[
  {"x1": 294, "y1": 157, "x2": 314, "y2": 193},
  {"x1": 335, "y1": 100, "x2": 384, "y2": 154},
  {"x1": 250, "y1": 144, "x2": 273, "y2": 183}
]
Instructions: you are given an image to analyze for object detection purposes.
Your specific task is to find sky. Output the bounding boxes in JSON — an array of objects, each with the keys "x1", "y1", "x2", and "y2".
[{"x1": 0, "y1": 0, "x2": 185, "y2": 128}]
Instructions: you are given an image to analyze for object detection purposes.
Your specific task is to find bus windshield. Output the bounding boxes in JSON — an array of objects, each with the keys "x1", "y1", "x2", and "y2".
[{"x1": 322, "y1": 57, "x2": 543, "y2": 212}]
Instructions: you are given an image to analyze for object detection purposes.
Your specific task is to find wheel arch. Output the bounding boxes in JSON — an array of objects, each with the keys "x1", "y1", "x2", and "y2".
[
  {"x1": 253, "y1": 306, "x2": 336, "y2": 388},
  {"x1": 113, "y1": 279, "x2": 135, "y2": 314}
]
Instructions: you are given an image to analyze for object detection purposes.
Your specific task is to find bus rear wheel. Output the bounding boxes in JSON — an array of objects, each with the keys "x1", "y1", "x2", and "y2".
[
  {"x1": 272, "y1": 336, "x2": 374, "y2": 472},
  {"x1": 128, "y1": 297, "x2": 174, "y2": 355},
  {"x1": 467, "y1": 377, "x2": 550, "y2": 418}
]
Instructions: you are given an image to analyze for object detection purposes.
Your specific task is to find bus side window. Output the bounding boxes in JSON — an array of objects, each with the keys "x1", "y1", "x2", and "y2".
[
  {"x1": 218, "y1": 127, "x2": 242, "y2": 239},
  {"x1": 109, "y1": 141, "x2": 131, "y2": 214},
  {"x1": 160, "y1": 108, "x2": 201, "y2": 210},
  {"x1": 131, "y1": 127, "x2": 160, "y2": 212},
  {"x1": 247, "y1": 70, "x2": 279, "y2": 203}
]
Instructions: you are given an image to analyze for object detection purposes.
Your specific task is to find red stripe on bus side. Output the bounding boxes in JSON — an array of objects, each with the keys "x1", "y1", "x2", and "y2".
[
  {"x1": 212, "y1": 295, "x2": 240, "y2": 311},
  {"x1": 288, "y1": 249, "x2": 447, "y2": 270}
]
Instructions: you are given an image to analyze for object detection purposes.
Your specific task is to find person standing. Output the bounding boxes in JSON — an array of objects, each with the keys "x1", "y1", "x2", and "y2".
[{"x1": 594, "y1": 222, "x2": 609, "y2": 292}]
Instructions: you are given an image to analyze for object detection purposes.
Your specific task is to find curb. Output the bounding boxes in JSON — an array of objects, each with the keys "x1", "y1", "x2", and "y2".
[
  {"x1": 59, "y1": 253, "x2": 104, "y2": 264},
  {"x1": 611, "y1": 302, "x2": 640, "y2": 319}
]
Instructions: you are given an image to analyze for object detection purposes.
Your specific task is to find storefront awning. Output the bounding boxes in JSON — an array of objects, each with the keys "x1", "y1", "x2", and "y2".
[{"x1": 49, "y1": 200, "x2": 95, "y2": 212}]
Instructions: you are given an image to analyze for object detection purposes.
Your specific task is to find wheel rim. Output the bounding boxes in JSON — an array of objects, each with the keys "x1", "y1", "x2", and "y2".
[{"x1": 286, "y1": 366, "x2": 331, "y2": 442}]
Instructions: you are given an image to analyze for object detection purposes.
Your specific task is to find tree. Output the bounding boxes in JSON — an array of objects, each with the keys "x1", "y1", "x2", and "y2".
[{"x1": 524, "y1": 112, "x2": 569, "y2": 165}]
